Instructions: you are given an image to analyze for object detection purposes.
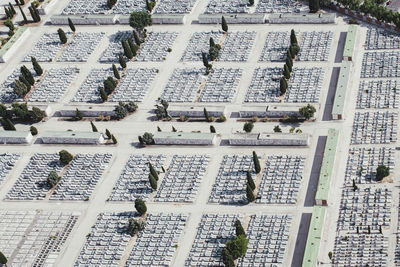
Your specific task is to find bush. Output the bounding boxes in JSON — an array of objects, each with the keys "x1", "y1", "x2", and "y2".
[
  {"x1": 299, "y1": 104, "x2": 316, "y2": 120},
  {"x1": 218, "y1": 115, "x2": 226, "y2": 122},
  {"x1": 114, "y1": 104, "x2": 128, "y2": 120},
  {"x1": 139, "y1": 132, "x2": 154, "y2": 145},
  {"x1": 75, "y1": 108, "x2": 83, "y2": 121},
  {"x1": 273, "y1": 125, "x2": 282, "y2": 132},
  {"x1": 59, "y1": 150, "x2": 73, "y2": 165},
  {"x1": 127, "y1": 218, "x2": 145, "y2": 236},
  {"x1": 243, "y1": 121, "x2": 254, "y2": 133},
  {"x1": 30, "y1": 107, "x2": 45, "y2": 122},
  {"x1": 376, "y1": 165, "x2": 389, "y2": 181},
  {"x1": 47, "y1": 170, "x2": 60, "y2": 188},
  {"x1": 30, "y1": 126, "x2": 38, "y2": 135},
  {"x1": 135, "y1": 198, "x2": 147, "y2": 215}
]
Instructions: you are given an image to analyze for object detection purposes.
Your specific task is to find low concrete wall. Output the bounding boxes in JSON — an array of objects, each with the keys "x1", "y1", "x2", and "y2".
[
  {"x1": 228, "y1": 133, "x2": 309, "y2": 146},
  {"x1": 118, "y1": 14, "x2": 185, "y2": 24},
  {"x1": 0, "y1": 27, "x2": 30, "y2": 63},
  {"x1": 269, "y1": 13, "x2": 336, "y2": 24},
  {"x1": 51, "y1": 15, "x2": 116, "y2": 25},
  {"x1": 57, "y1": 109, "x2": 115, "y2": 117},
  {"x1": 0, "y1": 132, "x2": 32, "y2": 144},
  {"x1": 198, "y1": 14, "x2": 265, "y2": 24},
  {"x1": 239, "y1": 109, "x2": 301, "y2": 118},
  {"x1": 40, "y1": 135, "x2": 104, "y2": 144},
  {"x1": 38, "y1": 0, "x2": 57, "y2": 15}
]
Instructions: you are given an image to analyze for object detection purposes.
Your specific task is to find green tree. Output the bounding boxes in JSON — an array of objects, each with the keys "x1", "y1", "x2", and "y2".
[
  {"x1": 21, "y1": 65, "x2": 35, "y2": 86},
  {"x1": 90, "y1": 121, "x2": 98, "y2": 132},
  {"x1": 299, "y1": 104, "x2": 316, "y2": 120},
  {"x1": 125, "y1": 101, "x2": 138, "y2": 112},
  {"x1": 226, "y1": 234, "x2": 249, "y2": 259},
  {"x1": 59, "y1": 150, "x2": 73, "y2": 165},
  {"x1": 376, "y1": 165, "x2": 389, "y2": 181},
  {"x1": 112, "y1": 64, "x2": 120, "y2": 80},
  {"x1": 107, "y1": 0, "x2": 117, "y2": 9},
  {"x1": 273, "y1": 125, "x2": 282, "y2": 132},
  {"x1": 75, "y1": 108, "x2": 83, "y2": 120},
  {"x1": 31, "y1": 57, "x2": 43, "y2": 76},
  {"x1": 4, "y1": 18, "x2": 14, "y2": 35},
  {"x1": 119, "y1": 54, "x2": 127, "y2": 69},
  {"x1": 111, "y1": 134, "x2": 118, "y2": 144},
  {"x1": 57, "y1": 28, "x2": 67, "y2": 44},
  {"x1": 31, "y1": 106, "x2": 45, "y2": 122},
  {"x1": 30, "y1": 125, "x2": 38, "y2": 135},
  {"x1": 309, "y1": 0, "x2": 320, "y2": 13},
  {"x1": 105, "y1": 129, "x2": 111, "y2": 139},
  {"x1": 114, "y1": 103, "x2": 127, "y2": 119},
  {"x1": 127, "y1": 38, "x2": 137, "y2": 56},
  {"x1": 249, "y1": 0, "x2": 254, "y2": 6},
  {"x1": 285, "y1": 57, "x2": 292, "y2": 72},
  {"x1": 19, "y1": 5, "x2": 28, "y2": 24},
  {"x1": 221, "y1": 248, "x2": 234, "y2": 267},
  {"x1": 14, "y1": 80, "x2": 28, "y2": 97},
  {"x1": 129, "y1": 11, "x2": 152, "y2": 37},
  {"x1": 246, "y1": 184, "x2": 255, "y2": 202},
  {"x1": 127, "y1": 218, "x2": 145, "y2": 236},
  {"x1": 148, "y1": 162, "x2": 159, "y2": 180},
  {"x1": 235, "y1": 219, "x2": 246, "y2": 237},
  {"x1": 146, "y1": 0, "x2": 156, "y2": 11},
  {"x1": 290, "y1": 29, "x2": 298, "y2": 45},
  {"x1": 0, "y1": 251, "x2": 8, "y2": 265},
  {"x1": 104, "y1": 76, "x2": 117, "y2": 95},
  {"x1": 243, "y1": 121, "x2": 254, "y2": 133},
  {"x1": 203, "y1": 108, "x2": 210, "y2": 122},
  {"x1": 157, "y1": 126, "x2": 162, "y2": 132},
  {"x1": 133, "y1": 30, "x2": 141, "y2": 45},
  {"x1": 210, "y1": 125, "x2": 216, "y2": 133},
  {"x1": 135, "y1": 198, "x2": 147, "y2": 215},
  {"x1": 140, "y1": 132, "x2": 154, "y2": 145},
  {"x1": 1, "y1": 118, "x2": 16, "y2": 130},
  {"x1": 68, "y1": 17, "x2": 76, "y2": 32},
  {"x1": 121, "y1": 40, "x2": 133, "y2": 59},
  {"x1": 47, "y1": 170, "x2": 60, "y2": 188},
  {"x1": 279, "y1": 77, "x2": 287, "y2": 96},
  {"x1": 19, "y1": 75, "x2": 31, "y2": 89},
  {"x1": 148, "y1": 173, "x2": 157, "y2": 190},
  {"x1": 99, "y1": 88, "x2": 108, "y2": 102},
  {"x1": 221, "y1": 16, "x2": 228, "y2": 32},
  {"x1": 290, "y1": 44, "x2": 300, "y2": 56},
  {"x1": 283, "y1": 64, "x2": 291, "y2": 79},
  {"x1": 11, "y1": 103, "x2": 29, "y2": 120},
  {"x1": 209, "y1": 46, "x2": 219, "y2": 61},
  {"x1": 246, "y1": 171, "x2": 255, "y2": 191},
  {"x1": 252, "y1": 151, "x2": 261, "y2": 174},
  {"x1": 202, "y1": 52, "x2": 212, "y2": 72}
]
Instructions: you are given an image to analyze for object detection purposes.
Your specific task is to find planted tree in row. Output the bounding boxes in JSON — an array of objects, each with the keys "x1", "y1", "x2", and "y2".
[
  {"x1": 47, "y1": 171, "x2": 60, "y2": 188},
  {"x1": 135, "y1": 198, "x2": 147, "y2": 215},
  {"x1": 59, "y1": 150, "x2": 73, "y2": 165},
  {"x1": 57, "y1": 28, "x2": 67, "y2": 44}
]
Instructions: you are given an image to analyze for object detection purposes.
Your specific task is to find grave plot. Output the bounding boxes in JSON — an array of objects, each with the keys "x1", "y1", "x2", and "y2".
[
  {"x1": 244, "y1": 67, "x2": 324, "y2": 103},
  {"x1": 238, "y1": 215, "x2": 292, "y2": 266},
  {"x1": 6, "y1": 153, "x2": 64, "y2": 200},
  {"x1": 209, "y1": 155, "x2": 255, "y2": 204},
  {"x1": 366, "y1": 27, "x2": 400, "y2": 50},
  {"x1": 161, "y1": 68, "x2": 205, "y2": 102},
  {"x1": 5, "y1": 153, "x2": 111, "y2": 201},
  {"x1": 74, "y1": 212, "x2": 134, "y2": 266},
  {"x1": 297, "y1": 31, "x2": 333, "y2": 61},
  {"x1": 0, "y1": 153, "x2": 19, "y2": 186},
  {"x1": 345, "y1": 147, "x2": 394, "y2": 185},
  {"x1": 28, "y1": 68, "x2": 79, "y2": 102},
  {"x1": 109, "y1": 154, "x2": 166, "y2": 202},
  {"x1": 111, "y1": 0, "x2": 147, "y2": 14},
  {"x1": 181, "y1": 31, "x2": 224, "y2": 61},
  {"x1": 357, "y1": 80, "x2": 400, "y2": 109},
  {"x1": 219, "y1": 31, "x2": 256, "y2": 61},
  {"x1": 154, "y1": 0, "x2": 197, "y2": 13},
  {"x1": 50, "y1": 153, "x2": 112, "y2": 201},
  {"x1": 0, "y1": 210, "x2": 79, "y2": 266},
  {"x1": 61, "y1": 0, "x2": 146, "y2": 14},
  {"x1": 0, "y1": 67, "x2": 39, "y2": 103},
  {"x1": 185, "y1": 214, "x2": 243, "y2": 266},
  {"x1": 99, "y1": 31, "x2": 134, "y2": 63},
  {"x1": 256, "y1": 155, "x2": 305, "y2": 204},
  {"x1": 333, "y1": 234, "x2": 388, "y2": 266},
  {"x1": 396, "y1": 198, "x2": 400, "y2": 264},
  {"x1": 72, "y1": 68, "x2": 112, "y2": 103},
  {"x1": 199, "y1": 68, "x2": 242, "y2": 102},
  {"x1": 204, "y1": 0, "x2": 249, "y2": 13},
  {"x1": 57, "y1": 32, "x2": 105, "y2": 62},
  {"x1": 125, "y1": 213, "x2": 188, "y2": 266},
  {"x1": 351, "y1": 111, "x2": 398, "y2": 144},
  {"x1": 259, "y1": 32, "x2": 290, "y2": 62},
  {"x1": 109, "y1": 68, "x2": 157, "y2": 102},
  {"x1": 155, "y1": 155, "x2": 210, "y2": 202},
  {"x1": 24, "y1": 33, "x2": 72, "y2": 62},
  {"x1": 337, "y1": 187, "x2": 391, "y2": 232},
  {"x1": 361, "y1": 52, "x2": 400, "y2": 78},
  {"x1": 256, "y1": 0, "x2": 308, "y2": 13},
  {"x1": 134, "y1": 32, "x2": 178, "y2": 62}
]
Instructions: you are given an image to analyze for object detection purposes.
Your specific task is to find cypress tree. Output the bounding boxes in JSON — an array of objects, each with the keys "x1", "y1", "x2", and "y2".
[
  {"x1": 280, "y1": 77, "x2": 287, "y2": 96},
  {"x1": 111, "y1": 134, "x2": 117, "y2": 144},
  {"x1": 119, "y1": 54, "x2": 127, "y2": 69},
  {"x1": 202, "y1": 52, "x2": 209, "y2": 69},
  {"x1": 290, "y1": 29, "x2": 298, "y2": 45},
  {"x1": 1, "y1": 118, "x2": 16, "y2": 130},
  {"x1": 68, "y1": 18, "x2": 76, "y2": 32},
  {"x1": 31, "y1": 57, "x2": 43, "y2": 76},
  {"x1": 285, "y1": 57, "x2": 292, "y2": 72},
  {"x1": 246, "y1": 171, "x2": 255, "y2": 191},
  {"x1": 112, "y1": 64, "x2": 120, "y2": 79},
  {"x1": 19, "y1": 4, "x2": 28, "y2": 24},
  {"x1": 99, "y1": 88, "x2": 108, "y2": 102},
  {"x1": 135, "y1": 198, "x2": 147, "y2": 215},
  {"x1": 57, "y1": 28, "x2": 67, "y2": 44},
  {"x1": 121, "y1": 40, "x2": 133, "y2": 59},
  {"x1": 90, "y1": 121, "x2": 98, "y2": 132},
  {"x1": 21, "y1": 65, "x2": 35, "y2": 86},
  {"x1": 148, "y1": 162, "x2": 159, "y2": 180},
  {"x1": 246, "y1": 184, "x2": 255, "y2": 202},
  {"x1": 14, "y1": 79, "x2": 28, "y2": 97},
  {"x1": 105, "y1": 129, "x2": 111, "y2": 139},
  {"x1": 128, "y1": 38, "x2": 136, "y2": 55},
  {"x1": 172, "y1": 126, "x2": 177, "y2": 132},
  {"x1": 8, "y1": 3, "x2": 16, "y2": 15},
  {"x1": 252, "y1": 151, "x2": 261, "y2": 174},
  {"x1": 289, "y1": 45, "x2": 296, "y2": 58},
  {"x1": 309, "y1": 0, "x2": 320, "y2": 13},
  {"x1": 210, "y1": 125, "x2": 216, "y2": 133},
  {"x1": 221, "y1": 16, "x2": 228, "y2": 32},
  {"x1": 204, "y1": 108, "x2": 210, "y2": 122},
  {"x1": 210, "y1": 37, "x2": 216, "y2": 48},
  {"x1": 235, "y1": 219, "x2": 246, "y2": 237},
  {"x1": 75, "y1": 108, "x2": 83, "y2": 120},
  {"x1": 4, "y1": 7, "x2": 11, "y2": 19},
  {"x1": 157, "y1": 126, "x2": 162, "y2": 132},
  {"x1": 148, "y1": 173, "x2": 157, "y2": 190},
  {"x1": 28, "y1": 6, "x2": 35, "y2": 22},
  {"x1": 287, "y1": 49, "x2": 292, "y2": 61},
  {"x1": 19, "y1": 75, "x2": 31, "y2": 88},
  {"x1": 133, "y1": 30, "x2": 141, "y2": 45},
  {"x1": 283, "y1": 64, "x2": 290, "y2": 79}
]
